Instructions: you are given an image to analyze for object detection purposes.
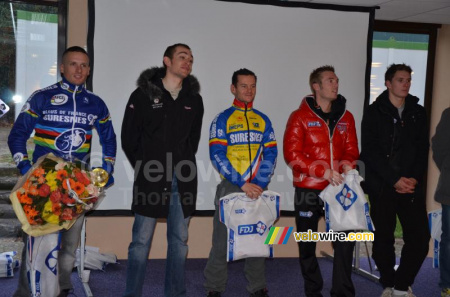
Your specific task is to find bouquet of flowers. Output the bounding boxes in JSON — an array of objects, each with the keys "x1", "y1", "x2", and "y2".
[{"x1": 10, "y1": 153, "x2": 107, "y2": 237}]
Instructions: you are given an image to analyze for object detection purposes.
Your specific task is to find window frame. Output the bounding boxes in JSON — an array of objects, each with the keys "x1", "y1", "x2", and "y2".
[{"x1": 373, "y1": 20, "x2": 441, "y2": 122}]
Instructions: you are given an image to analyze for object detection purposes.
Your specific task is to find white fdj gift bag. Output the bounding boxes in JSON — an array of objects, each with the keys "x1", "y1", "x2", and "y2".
[
  {"x1": 319, "y1": 169, "x2": 375, "y2": 232},
  {"x1": 26, "y1": 233, "x2": 61, "y2": 297},
  {"x1": 219, "y1": 190, "x2": 280, "y2": 261}
]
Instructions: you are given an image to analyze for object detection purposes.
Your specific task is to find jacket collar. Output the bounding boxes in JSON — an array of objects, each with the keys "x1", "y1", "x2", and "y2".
[
  {"x1": 375, "y1": 90, "x2": 420, "y2": 117},
  {"x1": 232, "y1": 98, "x2": 253, "y2": 111},
  {"x1": 303, "y1": 94, "x2": 346, "y2": 119},
  {"x1": 136, "y1": 67, "x2": 200, "y2": 99},
  {"x1": 59, "y1": 77, "x2": 85, "y2": 93}
]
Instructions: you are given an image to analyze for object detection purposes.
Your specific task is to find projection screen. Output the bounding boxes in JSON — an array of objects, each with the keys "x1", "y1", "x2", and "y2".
[{"x1": 89, "y1": 0, "x2": 375, "y2": 213}]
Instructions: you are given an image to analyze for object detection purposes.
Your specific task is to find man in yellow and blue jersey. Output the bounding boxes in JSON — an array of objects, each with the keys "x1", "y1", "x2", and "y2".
[{"x1": 204, "y1": 68, "x2": 277, "y2": 297}]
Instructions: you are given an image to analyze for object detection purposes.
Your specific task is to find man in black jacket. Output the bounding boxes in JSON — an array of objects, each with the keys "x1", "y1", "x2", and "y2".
[
  {"x1": 360, "y1": 64, "x2": 430, "y2": 297},
  {"x1": 121, "y1": 43, "x2": 204, "y2": 297}
]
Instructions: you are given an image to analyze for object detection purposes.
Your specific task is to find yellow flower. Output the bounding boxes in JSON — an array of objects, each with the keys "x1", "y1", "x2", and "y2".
[
  {"x1": 42, "y1": 200, "x2": 60, "y2": 224},
  {"x1": 45, "y1": 171, "x2": 59, "y2": 191}
]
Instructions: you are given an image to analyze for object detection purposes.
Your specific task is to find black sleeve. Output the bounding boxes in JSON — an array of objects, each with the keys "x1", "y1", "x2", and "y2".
[
  {"x1": 189, "y1": 95, "x2": 204, "y2": 154},
  {"x1": 121, "y1": 89, "x2": 144, "y2": 168},
  {"x1": 360, "y1": 106, "x2": 401, "y2": 186},
  {"x1": 412, "y1": 106, "x2": 429, "y2": 182},
  {"x1": 432, "y1": 108, "x2": 450, "y2": 171}
]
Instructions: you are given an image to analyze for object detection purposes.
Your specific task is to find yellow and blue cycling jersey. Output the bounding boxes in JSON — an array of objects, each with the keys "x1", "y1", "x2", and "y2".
[{"x1": 209, "y1": 98, "x2": 277, "y2": 188}]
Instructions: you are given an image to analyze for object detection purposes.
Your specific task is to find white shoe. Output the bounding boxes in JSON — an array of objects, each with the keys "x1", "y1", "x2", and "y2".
[
  {"x1": 392, "y1": 287, "x2": 415, "y2": 297},
  {"x1": 381, "y1": 287, "x2": 393, "y2": 297}
]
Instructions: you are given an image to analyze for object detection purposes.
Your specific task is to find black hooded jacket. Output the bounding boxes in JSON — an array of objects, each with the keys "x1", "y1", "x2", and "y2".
[
  {"x1": 360, "y1": 90, "x2": 429, "y2": 196},
  {"x1": 121, "y1": 67, "x2": 204, "y2": 218}
]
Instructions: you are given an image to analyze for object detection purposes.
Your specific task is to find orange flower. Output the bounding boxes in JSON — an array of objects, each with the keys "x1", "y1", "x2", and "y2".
[
  {"x1": 28, "y1": 185, "x2": 39, "y2": 196},
  {"x1": 32, "y1": 167, "x2": 45, "y2": 178},
  {"x1": 23, "y1": 205, "x2": 39, "y2": 225},
  {"x1": 62, "y1": 178, "x2": 76, "y2": 191},
  {"x1": 56, "y1": 169, "x2": 68, "y2": 181},
  {"x1": 22, "y1": 180, "x2": 31, "y2": 191},
  {"x1": 73, "y1": 182, "x2": 85, "y2": 196},
  {"x1": 18, "y1": 193, "x2": 33, "y2": 205},
  {"x1": 37, "y1": 175, "x2": 46, "y2": 184}
]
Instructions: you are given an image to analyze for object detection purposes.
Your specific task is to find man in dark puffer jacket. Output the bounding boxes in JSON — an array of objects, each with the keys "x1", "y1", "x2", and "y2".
[
  {"x1": 121, "y1": 43, "x2": 204, "y2": 297},
  {"x1": 360, "y1": 63, "x2": 430, "y2": 297}
]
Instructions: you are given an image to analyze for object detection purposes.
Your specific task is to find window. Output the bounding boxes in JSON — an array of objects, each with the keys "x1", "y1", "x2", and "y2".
[
  {"x1": 369, "y1": 20, "x2": 441, "y2": 121},
  {"x1": 371, "y1": 31, "x2": 429, "y2": 106},
  {"x1": 0, "y1": 0, "x2": 66, "y2": 167}
]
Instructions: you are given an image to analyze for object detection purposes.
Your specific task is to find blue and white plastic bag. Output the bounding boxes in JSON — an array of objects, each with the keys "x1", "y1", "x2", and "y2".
[
  {"x1": 219, "y1": 190, "x2": 280, "y2": 261},
  {"x1": 26, "y1": 233, "x2": 61, "y2": 297},
  {"x1": 319, "y1": 169, "x2": 375, "y2": 232}
]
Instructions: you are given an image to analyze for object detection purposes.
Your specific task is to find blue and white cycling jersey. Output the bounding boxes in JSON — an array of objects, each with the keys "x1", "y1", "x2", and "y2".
[{"x1": 8, "y1": 78, "x2": 116, "y2": 174}]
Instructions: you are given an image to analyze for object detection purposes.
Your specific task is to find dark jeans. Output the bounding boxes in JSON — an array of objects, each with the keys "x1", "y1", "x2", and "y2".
[
  {"x1": 368, "y1": 185, "x2": 430, "y2": 291},
  {"x1": 294, "y1": 187, "x2": 355, "y2": 297}
]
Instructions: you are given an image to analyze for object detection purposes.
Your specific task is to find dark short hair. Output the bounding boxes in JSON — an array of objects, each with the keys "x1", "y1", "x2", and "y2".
[
  {"x1": 231, "y1": 68, "x2": 257, "y2": 86},
  {"x1": 62, "y1": 46, "x2": 89, "y2": 64},
  {"x1": 163, "y1": 43, "x2": 191, "y2": 69},
  {"x1": 309, "y1": 65, "x2": 335, "y2": 94},
  {"x1": 384, "y1": 63, "x2": 412, "y2": 82}
]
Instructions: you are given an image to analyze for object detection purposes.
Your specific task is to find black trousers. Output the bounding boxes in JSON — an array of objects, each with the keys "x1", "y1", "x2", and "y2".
[
  {"x1": 294, "y1": 187, "x2": 355, "y2": 297},
  {"x1": 368, "y1": 185, "x2": 430, "y2": 291}
]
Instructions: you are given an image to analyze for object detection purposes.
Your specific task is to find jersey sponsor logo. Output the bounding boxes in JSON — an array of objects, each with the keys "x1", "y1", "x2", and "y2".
[
  {"x1": 336, "y1": 122, "x2": 348, "y2": 133},
  {"x1": 87, "y1": 114, "x2": 97, "y2": 125},
  {"x1": 55, "y1": 128, "x2": 87, "y2": 153},
  {"x1": 44, "y1": 242, "x2": 59, "y2": 276},
  {"x1": 61, "y1": 83, "x2": 69, "y2": 90},
  {"x1": 252, "y1": 122, "x2": 260, "y2": 128},
  {"x1": 50, "y1": 94, "x2": 68, "y2": 105},
  {"x1": 229, "y1": 124, "x2": 243, "y2": 131},
  {"x1": 307, "y1": 121, "x2": 321, "y2": 127},
  {"x1": 154, "y1": 98, "x2": 160, "y2": 104},
  {"x1": 20, "y1": 102, "x2": 30, "y2": 113},
  {"x1": 83, "y1": 97, "x2": 89, "y2": 104},
  {"x1": 234, "y1": 208, "x2": 247, "y2": 214},
  {"x1": 336, "y1": 184, "x2": 357, "y2": 211},
  {"x1": 269, "y1": 132, "x2": 276, "y2": 141},
  {"x1": 299, "y1": 211, "x2": 313, "y2": 218},
  {"x1": 13, "y1": 152, "x2": 24, "y2": 165},
  {"x1": 217, "y1": 129, "x2": 224, "y2": 137},
  {"x1": 229, "y1": 131, "x2": 263, "y2": 144},
  {"x1": 238, "y1": 221, "x2": 267, "y2": 236}
]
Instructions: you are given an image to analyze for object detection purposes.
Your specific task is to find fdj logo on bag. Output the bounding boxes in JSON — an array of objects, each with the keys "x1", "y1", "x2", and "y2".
[
  {"x1": 238, "y1": 221, "x2": 267, "y2": 236},
  {"x1": 335, "y1": 184, "x2": 357, "y2": 211}
]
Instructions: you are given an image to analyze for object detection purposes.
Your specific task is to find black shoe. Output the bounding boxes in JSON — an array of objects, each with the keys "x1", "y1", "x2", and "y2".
[
  {"x1": 207, "y1": 291, "x2": 221, "y2": 297},
  {"x1": 57, "y1": 289, "x2": 75, "y2": 297},
  {"x1": 250, "y1": 288, "x2": 269, "y2": 297}
]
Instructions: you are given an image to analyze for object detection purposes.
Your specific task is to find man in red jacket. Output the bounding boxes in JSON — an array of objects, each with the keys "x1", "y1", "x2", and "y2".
[{"x1": 283, "y1": 65, "x2": 359, "y2": 297}]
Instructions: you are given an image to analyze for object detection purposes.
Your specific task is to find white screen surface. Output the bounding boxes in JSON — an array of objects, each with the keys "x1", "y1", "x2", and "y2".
[{"x1": 90, "y1": 0, "x2": 372, "y2": 212}]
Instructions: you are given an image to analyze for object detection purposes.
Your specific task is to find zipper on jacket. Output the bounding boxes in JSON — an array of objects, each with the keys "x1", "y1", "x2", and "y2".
[
  {"x1": 379, "y1": 106, "x2": 397, "y2": 160},
  {"x1": 69, "y1": 86, "x2": 78, "y2": 160},
  {"x1": 244, "y1": 104, "x2": 252, "y2": 182},
  {"x1": 305, "y1": 100, "x2": 345, "y2": 172}
]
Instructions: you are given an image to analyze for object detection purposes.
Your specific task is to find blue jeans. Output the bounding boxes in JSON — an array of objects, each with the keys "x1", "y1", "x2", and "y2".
[
  {"x1": 123, "y1": 178, "x2": 190, "y2": 297},
  {"x1": 441, "y1": 204, "x2": 450, "y2": 289}
]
